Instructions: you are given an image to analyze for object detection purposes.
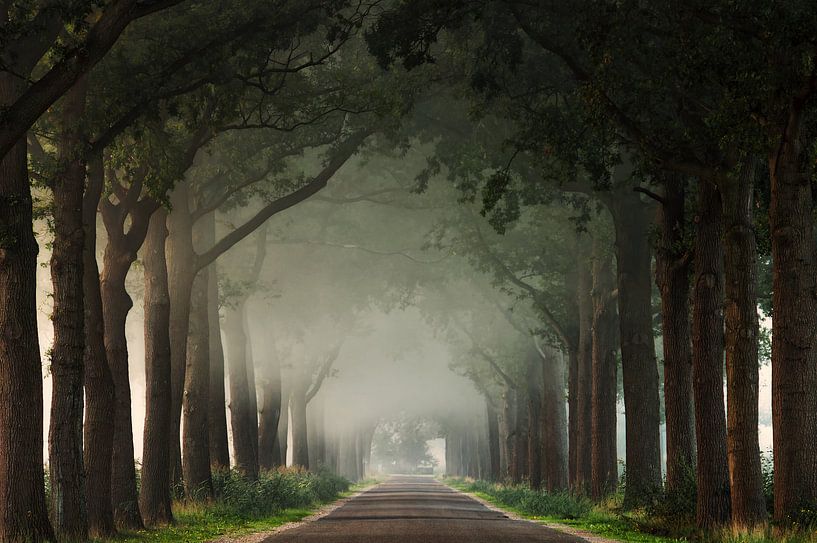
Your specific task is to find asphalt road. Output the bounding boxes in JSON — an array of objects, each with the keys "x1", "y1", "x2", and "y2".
[{"x1": 263, "y1": 476, "x2": 586, "y2": 542}]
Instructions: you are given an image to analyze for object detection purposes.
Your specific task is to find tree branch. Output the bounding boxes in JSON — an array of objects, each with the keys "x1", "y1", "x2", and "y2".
[
  {"x1": 268, "y1": 238, "x2": 450, "y2": 264},
  {"x1": 305, "y1": 343, "x2": 343, "y2": 404},
  {"x1": 471, "y1": 216, "x2": 574, "y2": 350},
  {"x1": 194, "y1": 130, "x2": 372, "y2": 271},
  {"x1": 0, "y1": 0, "x2": 186, "y2": 160},
  {"x1": 313, "y1": 187, "x2": 406, "y2": 203},
  {"x1": 633, "y1": 186, "x2": 667, "y2": 206}
]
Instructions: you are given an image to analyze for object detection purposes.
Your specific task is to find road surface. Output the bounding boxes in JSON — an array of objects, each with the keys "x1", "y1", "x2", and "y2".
[{"x1": 263, "y1": 476, "x2": 586, "y2": 542}]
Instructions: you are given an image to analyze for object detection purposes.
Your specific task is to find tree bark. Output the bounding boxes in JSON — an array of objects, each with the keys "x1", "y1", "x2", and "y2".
[
  {"x1": 83, "y1": 152, "x2": 117, "y2": 537},
  {"x1": 591, "y1": 242, "x2": 618, "y2": 499},
  {"x1": 567, "y1": 347, "x2": 578, "y2": 488},
  {"x1": 226, "y1": 299, "x2": 259, "y2": 478},
  {"x1": 500, "y1": 388, "x2": 516, "y2": 481},
  {"x1": 769, "y1": 115, "x2": 817, "y2": 524},
  {"x1": 513, "y1": 378, "x2": 529, "y2": 484},
  {"x1": 308, "y1": 394, "x2": 326, "y2": 469},
  {"x1": 278, "y1": 385, "x2": 290, "y2": 467},
  {"x1": 575, "y1": 249, "x2": 593, "y2": 494},
  {"x1": 609, "y1": 191, "x2": 662, "y2": 507},
  {"x1": 166, "y1": 183, "x2": 195, "y2": 487},
  {"x1": 140, "y1": 208, "x2": 174, "y2": 526},
  {"x1": 48, "y1": 76, "x2": 89, "y2": 540},
  {"x1": 527, "y1": 347, "x2": 544, "y2": 490},
  {"x1": 258, "y1": 342, "x2": 283, "y2": 470},
  {"x1": 0, "y1": 74, "x2": 54, "y2": 543},
  {"x1": 355, "y1": 430, "x2": 367, "y2": 480},
  {"x1": 325, "y1": 432, "x2": 339, "y2": 473},
  {"x1": 207, "y1": 266, "x2": 230, "y2": 472},
  {"x1": 244, "y1": 311, "x2": 259, "y2": 462},
  {"x1": 290, "y1": 375, "x2": 310, "y2": 469},
  {"x1": 486, "y1": 399, "x2": 501, "y2": 482},
  {"x1": 340, "y1": 430, "x2": 358, "y2": 480},
  {"x1": 654, "y1": 178, "x2": 696, "y2": 493},
  {"x1": 721, "y1": 165, "x2": 767, "y2": 527},
  {"x1": 540, "y1": 344, "x2": 568, "y2": 492},
  {"x1": 362, "y1": 425, "x2": 375, "y2": 477},
  {"x1": 692, "y1": 179, "x2": 731, "y2": 529},
  {"x1": 101, "y1": 235, "x2": 143, "y2": 529},
  {"x1": 182, "y1": 265, "x2": 213, "y2": 498}
]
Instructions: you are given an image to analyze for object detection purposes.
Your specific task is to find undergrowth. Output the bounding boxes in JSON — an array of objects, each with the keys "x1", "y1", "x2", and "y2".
[
  {"x1": 110, "y1": 467, "x2": 353, "y2": 543},
  {"x1": 445, "y1": 476, "x2": 817, "y2": 543}
]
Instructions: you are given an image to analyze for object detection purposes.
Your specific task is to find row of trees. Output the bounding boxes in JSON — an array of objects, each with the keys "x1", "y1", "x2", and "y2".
[
  {"x1": 368, "y1": 0, "x2": 817, "y2": 531},
  {"x1": 4, "y1": 1, "x2": 817, "y2": 541},
  {"x1": 0, "y1": 1, "x2": 439, "y2": 541}
]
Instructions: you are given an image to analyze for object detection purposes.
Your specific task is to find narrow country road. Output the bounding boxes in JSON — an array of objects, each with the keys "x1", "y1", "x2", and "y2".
[{"x1": 263, "y1": 476, "x2": 586, "y2": 542}]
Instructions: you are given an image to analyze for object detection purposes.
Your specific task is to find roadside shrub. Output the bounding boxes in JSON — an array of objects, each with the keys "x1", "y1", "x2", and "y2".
[
  {"x1": 648, "y1": 463, "x2": 697, "y2": 525},
  {"x1": 210, "y1": 466, "x2": 350, "y2": 519},
  {"x1": 460, "y1": 479, "x2": 592, "y2": 520},
  {"x1": 311, "y1": 466, "x2": 351, "y2": 502}
]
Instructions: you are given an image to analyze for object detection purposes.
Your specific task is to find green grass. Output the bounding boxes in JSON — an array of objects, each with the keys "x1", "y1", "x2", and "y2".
[
  {"x1": 444, "y1": 478, "x2": 684, "y2": 543},
  {"x1": 105, "y1": 468, "x2": 371, "y2": 543},
  {"x1": 445, "y1": 478, "x2": 817, "y2": 543},
  {"x1": 112, "y1": 505, "x2": 315, "y2": 543}
]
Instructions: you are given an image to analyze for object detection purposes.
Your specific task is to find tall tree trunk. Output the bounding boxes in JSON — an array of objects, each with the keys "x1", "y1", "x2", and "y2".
[
  {"x1": 258, "y1": 342, "x2": 283, "y2": 470},
  {"x1": 278, "y1": 386, "x2": 289, "y2": 466},
  {"x1": 591, "y1": 242, "x2": 618, "y2": 499},
  {"x1": 501, "y1": 388, "x2": 516, "y2": 481},
  {"x1": 722, "y1": 164, "x2": 767, "y2": 527},
  {"x1": 166, "y1": 183, "x2": 195, "y2": 488},
  {"x1": 340, "y1": 430, "x2": 358, "y2": 480},
  {"x1": 290, "y1": 376, "x2": 310, "y2": 469},
  {"x1": 362, "y1": 425, "x2": 375, "y2": 477},
  {"x1": 245, "y1": 315, "x2": 259, "y2": 455},
  {"x1": 575, "y1": 250, "x2": 593, "y2": 494},
  {"x1": 355, "y1": 430, "x2": 366, "y2": 480},
  {"x1": 308, "y1": 394, "x2": 326, "y2": 469},
  {"x1": 769, "y1": 116, "x2": 817, "y2": 525},
  {"x1": 655, "y1": 178, "x2": 696, "y2": 493},
  {"x1": 208, "y1": 264, "x2": 230, "y2": 472},
  {"x1": 140, "y1": 208, "x2": 174, "y2": 526},
  {"x1": 486, "y1": 398, "x2": 501, "y2": 482},
  {"x1": 527, "y1": 347, "x2": 544, "y2": 490},
  {"x1": 48, "y1": 77, "x2": 89, "y2": 540},
  {"x1": 226, "y1": 299, "x2": 259, "y2": 478},
  {"x1": 101, "y1": 246, "x2": 142, "y2": 528},
  {"x1": 445, "y1": 430, "x2": 453, "y2": 476},
  {"x1": 541, "y1": 345, "x2": 568, "y2": 492},
  {"x1": 609, "y1": 192, "x2": 662, "y2": 507},
  {"x1": 692, "y1": 180, "x2": 731, "y2": 528},
  {"x1": 567, "y1": 347, "x2": 578, "y2": 488},
  {"x1": 462, "y1": 429, "x2": 474, "y2": 478},
  {"x1": 83, "y1": 152, "x2": 116, "y2": 537},
  {"x1": 182, "y1": 267, "x2": 213, "y2": 499},
  {"x1": 513, "y1": 380, "x2": 530, "y2": 484},
  {"x1": 325, "y1": 432, "x2": 339, "y2": 473},
  {"x1": 0, "y1": 74, "x2": 55, "y2": 543}
]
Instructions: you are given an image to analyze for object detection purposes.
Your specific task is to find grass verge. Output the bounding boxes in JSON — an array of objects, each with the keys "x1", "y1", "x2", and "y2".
[
  {"x1": 444, "y1": 478, "x2": 685, "y2": 543},
  {"x1": 445, "y1": 478, "x2": 817, "y2": 543},
  {"x1": 108, "y1": 468, "x2": 374, "y2": 543}
]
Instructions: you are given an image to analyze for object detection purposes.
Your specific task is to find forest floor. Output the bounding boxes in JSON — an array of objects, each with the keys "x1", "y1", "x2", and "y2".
[{"x1": 104, "y1": 475, "x2": 377, "y2": 543}]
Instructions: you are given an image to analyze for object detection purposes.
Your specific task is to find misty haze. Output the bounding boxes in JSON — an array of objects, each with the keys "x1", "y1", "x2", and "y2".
[{"x1": 0, "y1": 2, "x2": 813, "y2": 543}]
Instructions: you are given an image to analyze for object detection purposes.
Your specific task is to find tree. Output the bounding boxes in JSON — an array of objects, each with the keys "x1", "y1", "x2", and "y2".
[{"x1": 140, "y1": 208, "x2": 174, "y2": 526}]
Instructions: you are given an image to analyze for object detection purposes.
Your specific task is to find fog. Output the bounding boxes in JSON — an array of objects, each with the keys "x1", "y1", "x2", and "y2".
[{"x1": 33, "y1": 148, "x2": 776, "y2": 471}]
